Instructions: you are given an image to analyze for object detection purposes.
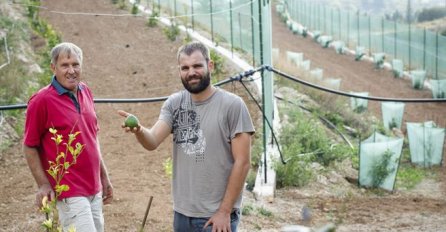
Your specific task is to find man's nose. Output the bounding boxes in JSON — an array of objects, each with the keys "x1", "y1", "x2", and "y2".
[
  {"x1": 67, "y1": 66, "x2": 76, "y2": 73},
  {"x1": 187, "y1": 67, "x2": 197, "y2": 76}
]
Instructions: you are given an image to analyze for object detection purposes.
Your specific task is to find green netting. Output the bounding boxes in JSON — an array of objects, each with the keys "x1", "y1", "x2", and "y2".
[
  {"x1": 430, "y1": 79, "x2": 446, "y2": 99},
  {"x1": 381, "y1": 102, "x2": 405, "y2": 130},
  {"x1": 332, "y1": 41, "x2": 345, "y2": 54},
  {"x1": 359, "y1": 132, "x2": 404, "y2": 191},
  {"x1": 392, "y1": 59, "x2": 404, "y2": 78},
  {"x1": 318, "y1": 35, "x2": 332, "y2": 48},
  {"x1": 373, "y1": 53, "x2": 385, "y2": 69},
  {"x1": 407, "y1": 122, "x2": 445, "y2": 167},
  {"x1": 285, "y1": 0, "x2": 446, "y2": 80},
  {"x1": 355, "y1": 46, "x2": 365, "y2": 61},
  {"x1": 350, "y1": 92, "x2": 368, "y2": 113},
  {"x1": 310, "y1": 68, "x2": 323, "y2": 81},
  {"x1": 410, "y1": 70, "x2": 426, "y2": 89},
  {"x1": 286, "y1": 51, "x2": 303, "y2": 65},
  {"x1": 300, "y1": 60, "x2": 311, "y2": 71},
  {"x1": 323, "y1": 78, "x2": 341, "y2": 90}
]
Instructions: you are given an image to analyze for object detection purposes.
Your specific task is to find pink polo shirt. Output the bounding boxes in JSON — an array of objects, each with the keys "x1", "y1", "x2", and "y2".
[{"x1": 23, "y1": 78, "x2": 101, "y2": 199}]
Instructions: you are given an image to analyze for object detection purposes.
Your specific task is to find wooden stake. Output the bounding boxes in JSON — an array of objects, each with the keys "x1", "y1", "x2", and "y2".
[{"x1": 139, "y1": 196, "x2": 154, "y2": 232}]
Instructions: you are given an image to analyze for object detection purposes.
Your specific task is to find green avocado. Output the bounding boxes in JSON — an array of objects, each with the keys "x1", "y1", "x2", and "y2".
[{"x1": 124, "y1": 114, "x2": 139, "y2": 128}]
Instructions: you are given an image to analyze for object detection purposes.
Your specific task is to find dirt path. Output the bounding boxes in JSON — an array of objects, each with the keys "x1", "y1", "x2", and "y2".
[{"x1": 0, "y1": 1, "x2": 445, "y2": 232}]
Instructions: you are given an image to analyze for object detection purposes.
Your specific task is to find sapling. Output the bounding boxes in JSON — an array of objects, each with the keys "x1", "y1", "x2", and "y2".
[{"x1": 40, "y1": 127, "x2": 85, "y2": 232}]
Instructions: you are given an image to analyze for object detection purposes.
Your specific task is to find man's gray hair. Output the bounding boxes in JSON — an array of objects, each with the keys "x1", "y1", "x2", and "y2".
[
  {"x1": 176, "y1": 41, "x2": 210, "y2": 63},
  {"x1": 50, "y1": 42, "x2": 83, "y2": 66}
]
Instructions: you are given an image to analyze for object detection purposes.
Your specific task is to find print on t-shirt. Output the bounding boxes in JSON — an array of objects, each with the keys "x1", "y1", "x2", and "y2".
[{"x1": 172, "y1": 103, "x2": 206, "y2": 163}]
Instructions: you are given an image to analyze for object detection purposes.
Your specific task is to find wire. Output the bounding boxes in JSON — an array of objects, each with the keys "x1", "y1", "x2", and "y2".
[
  {"x1": 2, "y1": 65, "x2": 446, "y2": 110},
  {"x1": 10, "y1": 0, "x2": 260, "y2": 24},
  {"x1": 239, "y1": 77, "x2": 288, "y2": 164},
  {"x1": 266, "y1": 66, "x2": 446, "y2": 103}
]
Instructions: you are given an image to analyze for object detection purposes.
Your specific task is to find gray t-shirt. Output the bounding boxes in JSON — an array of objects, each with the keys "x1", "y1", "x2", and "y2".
[{"x1": 159, "y1": 88, "x2": 255, "y2": 217}]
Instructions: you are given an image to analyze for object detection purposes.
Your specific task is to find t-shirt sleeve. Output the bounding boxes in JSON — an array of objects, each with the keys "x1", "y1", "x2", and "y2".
[
  {"x1": 159, "y1": 96, "x2": 174, "y2": 131},
  {"x1": 23, "y1": 95, "x2": 47, "y2": 147},
  {"x1": 227, "y1": 97, "x2": 255, "y2": 140}
]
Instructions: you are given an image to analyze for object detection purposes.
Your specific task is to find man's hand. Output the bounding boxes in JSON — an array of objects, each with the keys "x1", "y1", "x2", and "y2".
[
  {"x1": 102, "y1": 181, "x2": 113, "y2": 205},
  {"x1": 36, "y1": 183, "x2": 55, "y2": 208},
  {"x1": 203, "y1": 210, "x2": 231, "y2": 232},
  {"x1": 117, "y1": 110, "x2": 141, "y2": 133}
]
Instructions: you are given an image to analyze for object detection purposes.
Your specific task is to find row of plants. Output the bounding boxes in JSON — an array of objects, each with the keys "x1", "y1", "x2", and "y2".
[
  {"x1": 246, "y1": 52, "x2": 437, "y2": 193},
  {"x1": 0, "y1": 0, "x2": 58, "y2": 148}
]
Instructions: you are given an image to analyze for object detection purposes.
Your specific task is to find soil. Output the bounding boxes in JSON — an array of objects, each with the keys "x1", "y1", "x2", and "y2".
[{"x1": 0, "y1": 1, "x2": 445, "y2": 232}]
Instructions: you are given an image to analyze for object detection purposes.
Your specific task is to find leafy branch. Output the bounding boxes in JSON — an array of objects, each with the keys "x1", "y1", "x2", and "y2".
[{"x1": 40, "y1": 127, "x2": 85, "y2": 232}]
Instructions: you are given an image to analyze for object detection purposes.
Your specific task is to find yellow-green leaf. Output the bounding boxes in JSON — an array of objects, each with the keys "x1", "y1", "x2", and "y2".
[
  {"x1": 49, "y1": 128, "x2": 57, "y2": 134},
  {"x1": 42, "y1": 218, "x2": 53, "y2": 229}
]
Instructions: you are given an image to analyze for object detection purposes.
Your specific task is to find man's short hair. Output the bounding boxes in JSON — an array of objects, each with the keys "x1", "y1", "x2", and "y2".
[
  {"x1": 50, "y1": 42, "x2": 83, "y2": 66},
  {"x1": 177, "y1": 41, "x2": 210, "y2": 63}
]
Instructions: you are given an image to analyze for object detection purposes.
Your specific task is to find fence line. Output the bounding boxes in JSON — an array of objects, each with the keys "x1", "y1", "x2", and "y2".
[{"x1": 284, "y1": 0, "x2": 446, "y2": 80}]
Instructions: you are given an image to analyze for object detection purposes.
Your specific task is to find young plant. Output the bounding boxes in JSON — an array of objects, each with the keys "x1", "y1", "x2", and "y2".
[
  {"x1": 370, "y1": 149, "x2": 395, "y2": 187},
  {"x1": 163, "y1": 157, "x2": 172, "y2": 178},
  {"x1": 163, "y1": 22, "x2": 180, "y2": 41},
  {"x1": 40, "y1": 127, "x2": 85, "y2": 232},
  {"x1": 131, "y1": 3, "x2": 138, "y2": 15},
  {"x1": 146, "y1": 11, "x2": 159, "y2": 27}
]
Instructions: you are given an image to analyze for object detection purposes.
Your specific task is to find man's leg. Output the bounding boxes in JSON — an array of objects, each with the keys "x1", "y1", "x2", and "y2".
[
  {"x1": 90, "y1": 192, "x2": 104, "y2": 232},
  {"x1": 57, "y1": 196, "x2": 96, "y2": 232}
]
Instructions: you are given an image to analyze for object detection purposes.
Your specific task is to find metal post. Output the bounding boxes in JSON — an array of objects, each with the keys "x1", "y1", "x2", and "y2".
[
  {"x1": 191, "y1": 0, "x2": 194, "y2": 30},
  {"x1": 382, "y1": 17, "x2": 384, "y2": 53},
  {"x1": 331, "y1": 7, "x2": 333, "y2": 35},
  {"x1": 230, "y1": 0, "x2": 234, "y2": 56},
  {"x1": 210, "y1": 0, "x2": 214, "y2": 43},
  {"x1": 174, "y1": 0, "x2": 177, "y2": 17},
  {"x1": 338, "y1": 8, "x2": 341, "y2": 40},
  {"x1": 368, "y1": 15, "x2": 371, "y2": 54},
  {"x1": 394, "y1": 20, "x2": 397, "y2": 58},
  {"x1": 323, "y1": 5, "x2": 326, "y2": 33},
  {"x1": 409, "y1": 21, "x2": 411, "y2": 70},
  {"x1": 250, "y1": 0, "x2": 255, "y2": 66},
  {"x1": 436, "y1": 32, "x2": 439, "y2": 79},
  {"x1": 238, "y1": 12, "x2": 243, "y2": 50},
  {"x1": 423, "y1": 27, "x2": 426, "y2": 70},
  {"x1": 357, "y1": 11, "x2": 360, "y2": 46},
  {"x1": 258, "y1": 0, "x2": 266, "y2": 183},
  {"x1": 347, "y1": 10, "x2": 350, "y2": 46}
]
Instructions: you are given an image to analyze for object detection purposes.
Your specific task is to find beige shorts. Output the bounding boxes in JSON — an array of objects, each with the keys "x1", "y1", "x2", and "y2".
[{"x1": 57, "y1": 192, "x2": 104, "y2": 232}]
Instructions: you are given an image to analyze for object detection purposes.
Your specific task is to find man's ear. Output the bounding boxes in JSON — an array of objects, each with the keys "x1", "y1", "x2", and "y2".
[
  {"x1": 50, "y1": 63, "x2": 56, "y2": 74},
  {"x1": 208, "y1": 59, "x2": 214, "y2": 73}
]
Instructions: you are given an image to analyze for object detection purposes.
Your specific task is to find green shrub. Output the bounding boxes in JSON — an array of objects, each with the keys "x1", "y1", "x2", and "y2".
[
  {"x1": 396, "y1": 164, "x2": 426, "y2": 189},
  {"x1": 257, "y1": 206, "x2": 273, "y2": 217},
  {"x1": 242, "y1": 204, "x2": 254, "y2": 216},
  {"x1": 146, "y1": 11, "x2": 159, "y2": 27},
  {"x1": 245, "y1": 169, "x2": 257, "y2": 192},
  {"x1": 417, "y1": 7, "x2": 446, "y2": 22},
  {"x1": 163, "y1": 23, "x2": 180, "y2": 41},
  {"x1": 370, "y1": 149, "x2": 396, "y2": 187},
  {"x1": 251, "y1": 131, "x2": 263, "y2": 169},
  {"x1": 274, "y1": 157, "x2": 313, "y2": 188},
  {"x1": 210, "y1": 49, "x2": 224, "y2": 76},
  {"x1": 131, "y1": 3, "x2": 138, "y2": 15}
]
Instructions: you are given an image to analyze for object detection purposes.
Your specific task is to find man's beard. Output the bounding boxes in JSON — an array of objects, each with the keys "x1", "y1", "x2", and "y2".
[{"x1": 181, "y1": 72, "x2": 211, "y2": 94}]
